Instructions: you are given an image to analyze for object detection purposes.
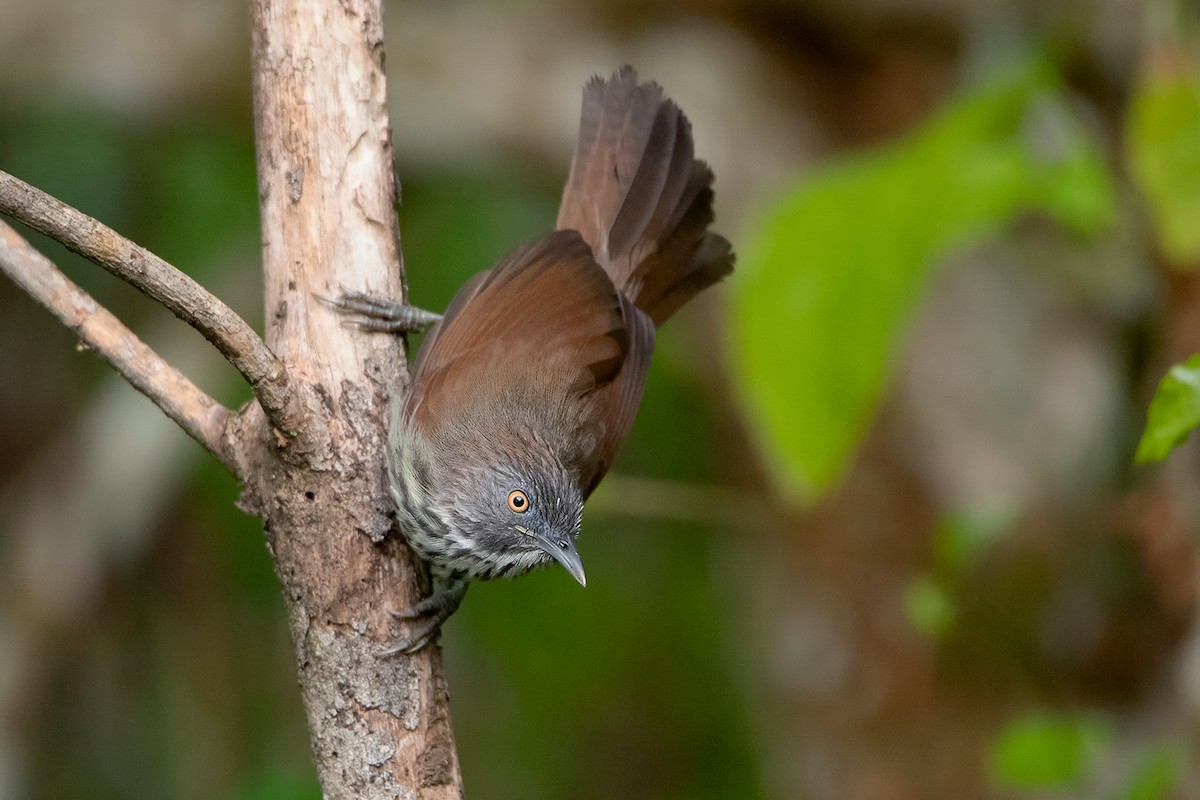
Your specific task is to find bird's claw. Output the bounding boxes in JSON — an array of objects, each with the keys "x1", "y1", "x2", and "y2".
[
  {"x1": 378, "y1": 578, "x2": 469, "y2": 656},
  {"x1": 318, "y1": 289, "x2": 442, "y2": 333}
]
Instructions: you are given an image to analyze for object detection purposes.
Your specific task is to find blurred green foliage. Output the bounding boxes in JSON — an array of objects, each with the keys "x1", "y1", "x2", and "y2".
[
  {"x1": 235, "y1": 770, "x2": 321, "y2": 800},
  {"x1": 905, "y1": 508, "x2": 1015, "y2": 638},
  {"x1": 988, "y1": 712, "x2": 1114, "y2": 790},
  {"x1": 1123, "y1": 56, "x2": 1200, "y2": 465},
  {"x1": 903, "y1": 575, "x2": 956, "y2": 638},
  {"x1": 988, "y1": 711, "x2": 1182, "y2": 800},
  {"x1": 1121, "y1": 746, "x2": 1183, "y2": 800},
  {"x1": 730, "y1": 58, "x2": 1115, "y2": 502},
  {"x1": 1129, "y1": 63, "x2": 1200, "y2": 465},
  {"x1": 1136, "y1": 353, "x2": 1200, "y2": 462},
  {"x1": 1127, "y1": 70, "x2": 1200, "y2": 267}
]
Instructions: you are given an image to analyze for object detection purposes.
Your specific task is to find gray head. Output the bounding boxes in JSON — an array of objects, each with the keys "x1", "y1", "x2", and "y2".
[{"x1": 391, "y1": 419, "x2": 587, "y2": 585}]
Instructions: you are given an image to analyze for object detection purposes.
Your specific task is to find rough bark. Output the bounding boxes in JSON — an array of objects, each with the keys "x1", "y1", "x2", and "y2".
[{"x1": 244, "y1": 0, "x2": 463, "y2": 796}]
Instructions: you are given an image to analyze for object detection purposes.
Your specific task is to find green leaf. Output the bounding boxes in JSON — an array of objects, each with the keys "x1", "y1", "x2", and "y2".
[
  {"x1": 1127, "y1": 73, "x2": 1200, "y2": 267},
  {"x1": 729, "y1": 60, "x2": 1114, "y2": 502},
  {"x1": 987, "y1": 712, "x2": 1113, "y2": 790},
  {"x1": 1136, "y1": 353, "x2": 1200, "y2": 463}
]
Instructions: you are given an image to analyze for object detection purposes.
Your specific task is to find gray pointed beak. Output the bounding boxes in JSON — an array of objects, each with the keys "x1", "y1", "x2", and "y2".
[{"x1": 533, "y1": 534, "x2": 587, "y2": 587}]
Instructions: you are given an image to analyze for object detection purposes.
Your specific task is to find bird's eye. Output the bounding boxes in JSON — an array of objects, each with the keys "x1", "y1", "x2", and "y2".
[{"x1": 507, "y1": 489, "x2": 529, "y2": 513}]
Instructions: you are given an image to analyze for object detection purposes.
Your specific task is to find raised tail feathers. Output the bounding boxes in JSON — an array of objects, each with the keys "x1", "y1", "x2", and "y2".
[{"x1": 556, "y1": 66, "x2": 733, "y2": 326}]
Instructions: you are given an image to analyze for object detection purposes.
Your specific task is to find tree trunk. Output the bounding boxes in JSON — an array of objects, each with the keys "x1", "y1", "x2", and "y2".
[
  {"x1": 0, "y1": 0, "x2": 464, "y2": 791},
  {"x1": 238, "y1": 0, "x2": 463, "y2": 795}
]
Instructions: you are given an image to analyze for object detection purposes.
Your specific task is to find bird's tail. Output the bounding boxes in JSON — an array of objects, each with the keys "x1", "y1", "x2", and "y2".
[{"x1": 556, "y1": 66, "x2": 734, "y2": 327}]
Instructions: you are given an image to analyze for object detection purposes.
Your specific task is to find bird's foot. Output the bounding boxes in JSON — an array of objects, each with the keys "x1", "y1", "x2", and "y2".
[
  {"x1": 318, "y1": 289, "x2": 442, "y2": 333},
  {"x1": 379, "y1": 578, "x2": 468, "y2": 655}
]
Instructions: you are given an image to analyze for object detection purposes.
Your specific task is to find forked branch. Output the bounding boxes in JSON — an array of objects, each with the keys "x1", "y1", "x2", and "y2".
[
  {"x1": 0, "y1": 169, "x2": 306, "y2": 439},
  {"x1": 0, "y1": 219, "x2": 237, "y2": 472}
]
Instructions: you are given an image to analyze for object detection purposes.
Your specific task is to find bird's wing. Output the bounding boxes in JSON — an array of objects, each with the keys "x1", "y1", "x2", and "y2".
[
  {"x1": 406, "y1": 230, "x2": 630, "y2": 436},
  {"x1": 575, "y1": 295, "x2": 655, "y2": 497}
]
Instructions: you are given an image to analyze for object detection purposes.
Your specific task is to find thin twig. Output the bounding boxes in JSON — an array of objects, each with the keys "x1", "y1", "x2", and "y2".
[
  {"x1": 0, "y1": 169, "x2": 304, "y2": 438},
  {"x1": 0, "y1": 219, "x2": 238, "y2": 474}
]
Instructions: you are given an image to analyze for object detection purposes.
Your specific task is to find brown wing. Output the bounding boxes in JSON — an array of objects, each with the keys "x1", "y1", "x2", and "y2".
[
  {"x1": 557, "y1": 66, "x2": 734, "y2": 326},
  {"x1": 405, "y1": 230, "x2": 631, "y2": 440},
  {"x1": 409, "y1": 269, "x2": 489, "y2": 378},
  {"x1": 576, "y1": 295, "x2": 655, "y2": 497}
]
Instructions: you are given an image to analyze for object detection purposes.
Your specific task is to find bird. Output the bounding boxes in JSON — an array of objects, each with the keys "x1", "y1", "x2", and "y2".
[{"x1": 327, "y1": 66, "x2": 733, "y2": 653}]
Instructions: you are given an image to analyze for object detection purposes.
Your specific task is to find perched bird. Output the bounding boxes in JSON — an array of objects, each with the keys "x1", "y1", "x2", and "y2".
[{"x1": 330, "y1": 66, "x2": 733, "y2": 653}]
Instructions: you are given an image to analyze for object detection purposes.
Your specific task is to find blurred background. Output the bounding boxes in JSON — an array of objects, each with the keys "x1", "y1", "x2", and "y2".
[{"x1": 1, "y1": 0, "x2": 1198, "y2": 797}]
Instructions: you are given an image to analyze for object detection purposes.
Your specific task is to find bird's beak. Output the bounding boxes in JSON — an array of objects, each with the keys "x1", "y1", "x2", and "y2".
[{"x1": 533, "y1": 533, "x2": 587, "y2": 587}]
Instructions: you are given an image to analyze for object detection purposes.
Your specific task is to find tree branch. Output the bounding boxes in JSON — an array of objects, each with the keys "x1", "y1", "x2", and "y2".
[
  {"x1": 0, "y1": 219, "x2": 237, "y2": 473},
  {"x1": 0, "y1": 169, "x2": 306, "y2": 439}
]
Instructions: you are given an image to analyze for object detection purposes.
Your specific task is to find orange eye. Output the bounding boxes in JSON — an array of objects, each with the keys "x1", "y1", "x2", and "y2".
[{"x1": 507, "y1": 490, "x2": 529, "y2": 513}]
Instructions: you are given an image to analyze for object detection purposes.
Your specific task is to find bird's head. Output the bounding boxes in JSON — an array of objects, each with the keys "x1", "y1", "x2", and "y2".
[{"x1": 421, "y1": 429, "x2": 587, "y2": 585}]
